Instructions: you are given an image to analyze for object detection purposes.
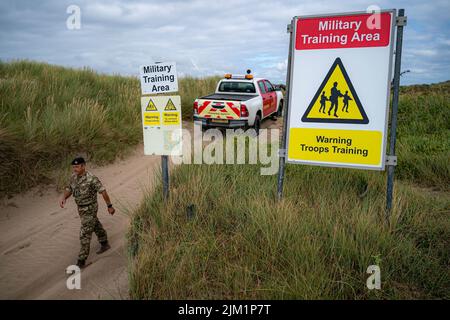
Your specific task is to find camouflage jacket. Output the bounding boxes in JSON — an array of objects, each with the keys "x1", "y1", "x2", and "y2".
[{"x1": 65, "y1": 171, "x2": 106, "y2": 206}]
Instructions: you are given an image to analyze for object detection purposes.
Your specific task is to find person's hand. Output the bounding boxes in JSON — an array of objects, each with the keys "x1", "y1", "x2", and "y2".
[
  {"x1": 108, "y1": 207, "x2": 115, "y2": 215},
  {"x1": 60, "y1": 198, "x2": 66, "y2": 208}
]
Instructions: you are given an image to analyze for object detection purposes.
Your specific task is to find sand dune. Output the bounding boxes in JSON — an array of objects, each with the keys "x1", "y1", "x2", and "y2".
[{"x1": 0, "y1": 145, "x2": 160, "y2": 299}]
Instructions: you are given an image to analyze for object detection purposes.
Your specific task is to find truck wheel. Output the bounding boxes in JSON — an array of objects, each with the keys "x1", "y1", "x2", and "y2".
[
  {"x1": 253, "y1": 114, "x2": 261, "y2": 136},
  {"x1": 277, "y1": 101, "x2": 283, "y2": 117}
]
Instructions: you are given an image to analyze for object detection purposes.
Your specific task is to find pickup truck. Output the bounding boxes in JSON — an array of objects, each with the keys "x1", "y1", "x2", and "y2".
[{"x1": 193, "y1": 72, "x2": 284, "y2": 134}]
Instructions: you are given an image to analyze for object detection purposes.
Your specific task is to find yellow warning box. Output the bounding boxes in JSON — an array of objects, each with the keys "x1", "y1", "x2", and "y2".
[
  {"x1": 143, "y1": 112, "x2": 160, "y2": 126},
  {"x1": 164, "y1": 98, "x2": 177, "y2": 111},
  {"x1": 162, "y1": 112, "x2": 180, "y2": 125},
  {"x1": 145, "y1": 99, "x2": 158, "y2": 111},
  {"x1": 288, "y1": 128, "x2": 382, "y2": 166},
  {"x1": 302, "y1": 58, "x2": 368, "y2": 124}
]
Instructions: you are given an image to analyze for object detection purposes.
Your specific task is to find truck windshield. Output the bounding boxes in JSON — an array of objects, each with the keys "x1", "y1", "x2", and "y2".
[{"x1": 218, "y1": 81, "x2": 256, "y2": 93}]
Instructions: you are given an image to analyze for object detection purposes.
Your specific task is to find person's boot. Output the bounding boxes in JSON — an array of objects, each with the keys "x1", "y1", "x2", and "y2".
[
  {"x1": 96, "y1": 241, "x2": 111, "y2": 254},
  {"x1": 76, "y1": 259, "x2": 86, "y2": 268}
]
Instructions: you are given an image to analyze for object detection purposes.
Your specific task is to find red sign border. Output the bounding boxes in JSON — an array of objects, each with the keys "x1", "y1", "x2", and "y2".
[{"x1": 294, "y1": 10, "x2": 394, "y2": 50}]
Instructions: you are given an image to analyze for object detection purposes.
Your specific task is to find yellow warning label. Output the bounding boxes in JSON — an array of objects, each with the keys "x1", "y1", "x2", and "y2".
[
  {"x1": 145, "y1": 99, "x2": 158, "y2": 111},
  {"x1": 162, "y1": 112, "x2": 180, "y2": 125},
  {"x1": 143, "y1": 112, "x2": 160, "y2": 126},
  {"x1": 164, "y1": 98, "x2": 177, "y2": 111},
  {"x1": 302, "y1": 58, "x2": 368, "y2": 124},
  {"x1": 288, "y1": 128, "x2": 382, "y2": 165}
]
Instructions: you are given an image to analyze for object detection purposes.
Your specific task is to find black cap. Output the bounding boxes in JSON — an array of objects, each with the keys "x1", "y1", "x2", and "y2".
[{"x1": 71, "y1": 157, "x2": 86, "y2": 165}]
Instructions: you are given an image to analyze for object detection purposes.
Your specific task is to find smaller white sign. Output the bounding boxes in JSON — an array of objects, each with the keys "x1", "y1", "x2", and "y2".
[
  {"x1": 141, "y1": 95, "x2": 182, "y2": 156},
  {"x1": 139, "y1": 61, "x2": 178, "y2": 95}
]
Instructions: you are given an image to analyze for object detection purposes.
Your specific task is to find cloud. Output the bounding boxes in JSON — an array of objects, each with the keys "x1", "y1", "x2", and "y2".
[{"x1": 0, "y1": 0, "x2": 449, "y2": 84}]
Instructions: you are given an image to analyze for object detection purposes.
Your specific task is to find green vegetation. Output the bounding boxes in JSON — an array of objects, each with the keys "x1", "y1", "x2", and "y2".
[
  {"x1": 0, "y1": 60, "x2": 218, "y2": 196},
  {"x1": 1, "y1": 60, "x2": 448, "y2": 299},
  {"x1": 396, "y1": 81, "x2": 450, "y2": 189},
  {"x1": 128, "y1": 81, "x2": 449, "y2": 299}
]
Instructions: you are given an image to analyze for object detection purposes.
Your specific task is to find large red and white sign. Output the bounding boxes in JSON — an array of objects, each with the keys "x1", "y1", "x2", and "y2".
[
  {"x1": 286, "y1": 10, "x2": 396, "y2": 170},
  {"x1": 295, "y1": 12, "x2": 392, "y2": 50}
]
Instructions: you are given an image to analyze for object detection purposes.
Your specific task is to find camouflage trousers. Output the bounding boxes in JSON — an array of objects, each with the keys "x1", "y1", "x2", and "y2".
[{"x1": 77, "y1": 202, "x2": 108, "y2": 261}]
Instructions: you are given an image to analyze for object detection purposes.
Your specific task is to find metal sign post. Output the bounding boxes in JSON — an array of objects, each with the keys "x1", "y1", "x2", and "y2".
[
  {"x1": 386, "y1": 9, "x2": 406, "y2": 216},
  {"x1": 141, "y1": 95, "x2": 182, "y2": 201},
  {"x1": 277, "y1": 20, "x2": 294, "y2": 200},
  {"x1": 139, "y1": 62, "x2": 182, "y2": 202},
  {"x1": 161, "y1": 155, "x2": 169, "y2": 200}
]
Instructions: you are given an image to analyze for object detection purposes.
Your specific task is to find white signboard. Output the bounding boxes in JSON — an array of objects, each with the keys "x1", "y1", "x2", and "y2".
[
  {"x1": 286, "y1": 10, "x2": 395, "y2": 170},
  {"x1": 141, "y1": 95, "x2": 182, "y2": 156},
  {"x1": 139, "y1": 61, "x2": 178, "y2": 95}
]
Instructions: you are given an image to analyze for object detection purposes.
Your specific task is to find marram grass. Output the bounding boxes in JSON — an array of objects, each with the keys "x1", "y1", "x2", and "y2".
[
  {"x1": 0, "y1": 60, "x2": 218, "y2": 196},
  {"x1": 128, "y1": 163, "x2": 449, "y2": 299},
  {"x1": 128, "y1": 81, "x2": 449, "y2": 299}
]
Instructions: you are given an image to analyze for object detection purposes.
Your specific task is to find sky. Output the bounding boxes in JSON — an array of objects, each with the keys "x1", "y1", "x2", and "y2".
[{"x1": 0, "y1": 0, "x2": 449, "y2": 85}]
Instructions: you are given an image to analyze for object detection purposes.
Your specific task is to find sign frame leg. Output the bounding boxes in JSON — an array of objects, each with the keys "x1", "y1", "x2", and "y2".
[
  {"x1": 277, "y1": 19, "x2": 295, "y2": 201},
  {"x1": 386, "y1": 9, "x2": 406, "y2": 217}
]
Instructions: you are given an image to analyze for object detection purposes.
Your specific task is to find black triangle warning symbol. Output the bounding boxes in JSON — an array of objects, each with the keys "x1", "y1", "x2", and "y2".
[
  {"x1": 301, "y1": 58, "x2": 368, "y2": 124},
  {"x1": 164, "y1": 98, "x2": 177, "y2": 111},
  {"x1": 145, "y1": 99, "x2": 158, "y2": 111}
]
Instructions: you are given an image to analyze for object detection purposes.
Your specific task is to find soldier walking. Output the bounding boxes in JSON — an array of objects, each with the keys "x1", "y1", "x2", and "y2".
[{"x1": 59, "y1": 157, "x2": 115, "y2": 268}]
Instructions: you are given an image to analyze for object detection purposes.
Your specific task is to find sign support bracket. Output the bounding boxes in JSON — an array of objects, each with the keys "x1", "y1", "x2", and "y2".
[
  {"x1": 386, "y1": 9, "x2": 406, "y2": 218},
  {"x1": 385, "y1": 155, "x2": 398, "y2": 166}
]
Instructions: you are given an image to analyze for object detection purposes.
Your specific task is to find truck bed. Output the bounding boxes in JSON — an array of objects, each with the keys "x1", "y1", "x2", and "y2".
[{"x1": 200, "y1": 93, "x2": 258, "y2": 101}]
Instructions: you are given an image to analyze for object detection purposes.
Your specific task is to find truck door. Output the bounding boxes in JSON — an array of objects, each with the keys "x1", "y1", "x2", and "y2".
[
  {"x1": 258, "y1": 80, "x2": 271, "y2": 118},
  {"x1": 264, "y1": 80, "x2": 277, "y2": 116}
]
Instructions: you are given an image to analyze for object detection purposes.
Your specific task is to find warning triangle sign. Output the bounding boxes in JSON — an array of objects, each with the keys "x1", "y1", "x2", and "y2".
[
  {"x1": 164, "y1": 98, "x2": 177, "y2": 111},
  {"x1": 301, "y1": 58, "x2": 368, "y2": 124},
  {"x1": 145, "y1": 99, "x2": 158, "y2": 111}
]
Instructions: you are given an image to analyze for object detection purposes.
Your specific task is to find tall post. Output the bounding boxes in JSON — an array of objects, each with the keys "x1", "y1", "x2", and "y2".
[
  {"x1": 386, "y1": 9, "x2": 406, "y2": 216},
  {"x1": 277, "y1": 19, "x2": 295, "y2": 201},
  {"x1": 161, "y1": 155, "x2": 169, "y2": 200}
]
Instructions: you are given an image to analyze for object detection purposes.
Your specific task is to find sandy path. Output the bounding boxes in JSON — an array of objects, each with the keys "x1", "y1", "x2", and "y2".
[
  {"x1": 0, "y1": 118, "x2": 281, "y2": 300},
  {"x1": 0, "y1": 145, "x2": 161, "y2": 299}
]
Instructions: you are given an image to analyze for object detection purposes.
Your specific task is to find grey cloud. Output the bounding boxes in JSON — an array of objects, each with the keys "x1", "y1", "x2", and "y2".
[{"x1": 0, "y1": 0, "x2": 449, "y2": 84}]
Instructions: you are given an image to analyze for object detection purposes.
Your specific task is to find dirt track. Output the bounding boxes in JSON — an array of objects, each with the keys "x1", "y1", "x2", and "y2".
[
  {"x1": 0, "y1": 118, "x2": 281, "y2": 300},
  {"x1": 0, "y1": 145, "x2": 160, "y2": 299}
]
